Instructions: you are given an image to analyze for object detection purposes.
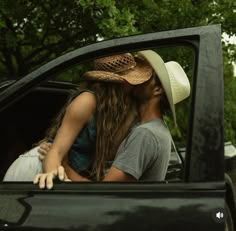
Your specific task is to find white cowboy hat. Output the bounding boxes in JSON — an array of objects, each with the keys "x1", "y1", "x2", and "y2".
[{"x1": 138, "y1": 50, "x2": 191, "y2": 125}]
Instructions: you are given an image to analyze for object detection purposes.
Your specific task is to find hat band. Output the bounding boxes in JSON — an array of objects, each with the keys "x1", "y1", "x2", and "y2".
[{"x1": 113, "y1": 64, "x2": 136, "y2": 74}]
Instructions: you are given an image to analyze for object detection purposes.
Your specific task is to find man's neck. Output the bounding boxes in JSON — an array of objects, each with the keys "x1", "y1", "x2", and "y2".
[{"x1": 138, "y1": 99, "x2": 162, "y2": 123}]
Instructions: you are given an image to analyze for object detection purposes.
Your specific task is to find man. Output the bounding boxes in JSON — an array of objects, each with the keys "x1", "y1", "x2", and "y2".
[{"x1": 34, "y1": 50, "x2": 190, "y2": 188}]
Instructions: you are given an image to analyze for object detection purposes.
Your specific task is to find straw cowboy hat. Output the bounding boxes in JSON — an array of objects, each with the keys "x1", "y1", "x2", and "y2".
[
  {"x1": 83, "y1": 53, "x2": 153, "y2": 85},
  {"x1": 84, "y1": 50, "x2": 190, "y2": 124}
]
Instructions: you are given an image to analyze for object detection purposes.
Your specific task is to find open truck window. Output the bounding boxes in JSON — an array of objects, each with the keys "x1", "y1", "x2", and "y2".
[{"x1": 0, "y1": 25, "x2": 235, "y2": 231}]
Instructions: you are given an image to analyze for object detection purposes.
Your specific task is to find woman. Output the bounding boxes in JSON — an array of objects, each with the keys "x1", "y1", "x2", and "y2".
[
  {"x1": 4, "y1": 52, "x2": 153, "y2": 187},
  {"x1": 36, "y1": 80, "x2": 138, "y2": 187}
]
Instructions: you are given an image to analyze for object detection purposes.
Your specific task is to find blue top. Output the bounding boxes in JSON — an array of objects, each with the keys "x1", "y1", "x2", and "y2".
[
  {"x1": 67, "y1": 115, "x2": 96, "y2": 172},
  {"x1": 48, "y1": 115, "x2": 96, "y2": 173},
  {"x1": 48, "y1": 90, "x2": 97, "y2": 173}
]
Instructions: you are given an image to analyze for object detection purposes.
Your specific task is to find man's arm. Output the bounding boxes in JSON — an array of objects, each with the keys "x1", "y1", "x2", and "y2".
[
  {"x1": 103, "y1": 166, "x2": 136, "y2": 181},
  {"x1": 63, "y1": 161, "x2": 135, "y2": 182},
  {"x1": 62, "y1": 159, "x2": 90, "y2": 181},
  {"x1": 63, "y1": 127, "x2": 156, "y2": 183},
  {"x1": 42, "y1": 127, "x2": 156, "y2": 186}
]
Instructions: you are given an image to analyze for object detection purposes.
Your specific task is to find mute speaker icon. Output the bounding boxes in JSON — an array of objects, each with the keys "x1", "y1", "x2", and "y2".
[
  {"x1": 216, "y1": 211, "x2": 224, "y2": 219},
  {"x1": 212, "y1": 209, "x2": 224, "y2": 223}
]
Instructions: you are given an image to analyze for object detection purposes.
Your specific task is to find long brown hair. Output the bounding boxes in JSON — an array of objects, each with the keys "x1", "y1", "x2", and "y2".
[
  {"x1": 92, "y1": 82, "x2": 136, "y2": 180},
  {"x1": 40, "y1": 81, "x2": 137, "y2": 180}
]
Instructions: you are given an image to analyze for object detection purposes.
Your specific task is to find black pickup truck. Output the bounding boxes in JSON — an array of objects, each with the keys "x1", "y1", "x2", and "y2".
[{"x1": 0, "y1": 24, "x2": 236, "y2": 231}]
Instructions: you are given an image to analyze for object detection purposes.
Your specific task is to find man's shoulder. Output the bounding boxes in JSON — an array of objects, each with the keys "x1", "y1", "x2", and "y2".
[
  {"x1": 134, "y1": 119, "x2": 171, "y2": 141},
  {"x1": 136, "y1": 119, "x2": 168, "y2": 132}
]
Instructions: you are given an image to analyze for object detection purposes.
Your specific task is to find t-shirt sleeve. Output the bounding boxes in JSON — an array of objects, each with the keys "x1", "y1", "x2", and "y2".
[{"x1": 112, "y1": 127, "x2": 159, "y2": 180}]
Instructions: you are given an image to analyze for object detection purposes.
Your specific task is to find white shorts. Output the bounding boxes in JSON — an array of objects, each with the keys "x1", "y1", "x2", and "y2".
[{"x1": 3, "y1": 146, "x2": 43, "y2": 182}]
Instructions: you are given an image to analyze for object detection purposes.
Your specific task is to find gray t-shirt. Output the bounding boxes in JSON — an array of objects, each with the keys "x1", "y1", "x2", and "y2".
[{"x1": 112, "y1": 118, "x2": 171, "y2": 181}]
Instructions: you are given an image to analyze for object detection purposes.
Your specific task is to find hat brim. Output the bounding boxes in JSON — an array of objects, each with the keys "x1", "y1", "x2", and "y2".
[
  {"x1": 138, "y1": 50, "x2": 176, "y2": 125},
  {"x1": 83, "y1": 58, "x2": 153, "y2": 85}
]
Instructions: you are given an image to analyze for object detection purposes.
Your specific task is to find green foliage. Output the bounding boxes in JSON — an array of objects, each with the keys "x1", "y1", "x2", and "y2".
[
  {"x1": 224, "y1": 68, "x2": 236, "y2": 144},
  {"x1": 0, "y1": 0, "x2": 137, "y2": 78},
  {"x1": 222, "y1": 46, "x2": 236, "y2": 144},
  {"x1": 0, "y1": 0, "x2": 235, "y2": 145}
]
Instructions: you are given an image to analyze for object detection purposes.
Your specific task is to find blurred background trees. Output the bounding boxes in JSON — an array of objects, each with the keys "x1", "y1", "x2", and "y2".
[{"x1": 0, "y1": 0, "x2": 235, "y2": 145}]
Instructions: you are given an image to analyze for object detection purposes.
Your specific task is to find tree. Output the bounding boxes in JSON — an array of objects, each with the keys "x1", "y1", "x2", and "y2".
[
  {"x1": 0, "y1": 0, "x2": 235, "y2": 144},
  {"x1": 224, "y1": 53, "x2": 236, "y2": 144},
  {"x1": 117, "y1": 0, "x2": 236, "y2": 144},
  {"x1": 0, "y1": 0, "x2": 137, "y2": 79}
]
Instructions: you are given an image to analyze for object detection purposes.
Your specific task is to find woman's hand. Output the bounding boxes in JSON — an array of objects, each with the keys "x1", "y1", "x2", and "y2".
[
  {"x1": 38, "y1": 142, "x2": 52, "y2": 161},
  {"x1": 33, "y1": 166, "x2": 71, "y2": 189}
]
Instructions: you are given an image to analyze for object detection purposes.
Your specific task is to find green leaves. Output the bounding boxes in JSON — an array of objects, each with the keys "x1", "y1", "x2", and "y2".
[{"x1": 0, "y1": 0, "x2": 235, "y2": 145}]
